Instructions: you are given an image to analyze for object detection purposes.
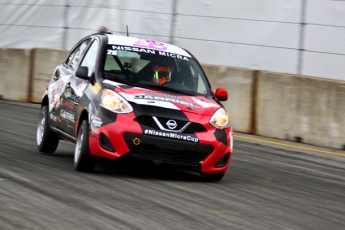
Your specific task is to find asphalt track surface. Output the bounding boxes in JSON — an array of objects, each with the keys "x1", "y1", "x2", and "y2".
[{"x1": 0, "y1": 101, "x2": 344, "y2": 230}]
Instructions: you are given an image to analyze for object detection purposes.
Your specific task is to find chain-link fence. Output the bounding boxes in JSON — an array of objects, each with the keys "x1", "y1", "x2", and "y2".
[{"x1": 0, "y1": 0, "x2": 344, "y2": 80}]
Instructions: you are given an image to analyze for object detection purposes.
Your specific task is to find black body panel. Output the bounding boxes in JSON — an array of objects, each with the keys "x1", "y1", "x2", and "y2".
[{"x1": 123, "y1": 133, "x2": 214, "y2": 166}]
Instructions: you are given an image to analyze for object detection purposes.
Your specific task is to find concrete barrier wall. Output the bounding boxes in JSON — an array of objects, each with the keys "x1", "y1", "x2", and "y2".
[
  {"x1": 31, "y1": 48, "x2": 69, "y2": 103},
  {"x1": 1, "y1": 48, "x2": 344, "y2": 149},
  {"x1": 256, "y1": 72, "x2": 345, "y2": 149},
  {"x1": 203, "y1": 65, "x2": 254, "y2": 133},
  {"x1": 0, "y1": 48, "x2": 31, "y2": 102}
]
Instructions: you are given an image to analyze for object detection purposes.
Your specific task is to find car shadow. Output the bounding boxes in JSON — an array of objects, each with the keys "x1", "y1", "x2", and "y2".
[
  {"x1": 45, "y1": 145, "x2": 223, "y2": 182},
  {"x1": 93, "y1": 158, "x2": 210, "y2": 182}
]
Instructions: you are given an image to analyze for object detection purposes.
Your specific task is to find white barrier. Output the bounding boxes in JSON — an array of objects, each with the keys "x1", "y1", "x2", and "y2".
[
  {"x1": 0, "y1": 48, "x2": 31, "y2": 102},
  {"x1": 31, "y1": 48, "x2": 69, "y2": 103},
  {"x1": 1, "y1": 48, "x2": 345, "y2": 149},
  {"x1": 203, "y1": 65, "x2": 255, "y2": 133},
  {"x1": 257, "y1": 72, "x2": 345, "y2": 149}
]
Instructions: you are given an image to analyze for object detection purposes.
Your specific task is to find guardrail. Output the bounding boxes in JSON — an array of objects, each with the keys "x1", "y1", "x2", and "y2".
[{"x1": 1, "y1": 48, "x2": 344, "y2": 150}]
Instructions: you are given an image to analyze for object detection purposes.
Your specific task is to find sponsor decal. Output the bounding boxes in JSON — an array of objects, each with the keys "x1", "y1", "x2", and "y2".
[
  {"x1": 56, "y1": 98, "x2": 63, "y2": 110},
  {"x1": 60, "y1": 110, "x2": 75, "y2": 123},
  {"x1": 90, "y1": 114, "x2": 103, "y2": 128},
  {"x1": 133, "y1": 92, "x2": 198, "y2": 108},
  {"x1": 72, "y1": 81, "x2": 88, "y2": 97},
  {"x1": 144, "y1": 129, "x2": 198, "y2": 143},
  {"x1": 77, "y1": 81, "x2": 86, "y2": 90},
  {"x1": 109, "y1": 45, "x2": 189, "y2": 61},
  {"x1": 67, "y1": 95, "x2": 80, "y2": 105},
  {"x1": 93, "y1": 82, "x2": 101, "y2": 94},
  {"x1": 107, "y1": 50, "x2": 118, "y2": 55},
  {"x1": 133, "y1": 39, "x2": 167, "y2": 50},
  {"x1": 50, "y1": 113, "x2": 56, "y2": 122},
  {"x1": 157, "y1": 51, "x2": 189, "y2": 61},
  {"x1": 64, "y1": 87, "x2": 73, "y2": 98},
  {"x1": 64, "y1": 100, "x2": 75, "y2": 110},
  {"x1": 109, "y1": 47, "x2": 155, "y2": 54},
  {"x1": 48, "y1": 78, "x2": 66, "y2": 112}
]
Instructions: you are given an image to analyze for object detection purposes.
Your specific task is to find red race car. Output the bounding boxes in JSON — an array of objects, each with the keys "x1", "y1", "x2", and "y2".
[{"x1": 36, "y1": 30, "x2": 233, "y2": 181}]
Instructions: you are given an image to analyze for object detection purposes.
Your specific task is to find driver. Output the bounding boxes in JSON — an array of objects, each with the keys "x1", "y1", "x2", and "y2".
[{"x1": 151, "y1": 65, "x2": 173, "y2": 85}]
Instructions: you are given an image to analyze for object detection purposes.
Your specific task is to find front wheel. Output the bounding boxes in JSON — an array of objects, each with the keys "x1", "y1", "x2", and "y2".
[
  {"x1": 36, "y1": 105, "x2": 59, "y2": 153},
  {"x1": 74, "y1": 119, "x2": 97, "y2": 172}
]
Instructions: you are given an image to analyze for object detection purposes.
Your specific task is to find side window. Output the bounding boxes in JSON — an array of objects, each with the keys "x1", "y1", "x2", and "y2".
[
  {"x1": 189, "y1": 65, "x2": 208, "y2": 94},
  {"x1": 196, "y1": 72, "x2": 207, "y2": 94},
  {"x1": 65, "y1": 39, "x2": 91, "y2": 70},
  {"x1": 80, "y1": 40, "x2": 99, "y2": 76}
]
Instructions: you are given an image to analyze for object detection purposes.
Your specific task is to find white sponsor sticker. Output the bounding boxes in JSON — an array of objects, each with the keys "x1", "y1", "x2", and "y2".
[
  {"x1": 50, "y1": 114, "x2": 56, "y2": 122},
  {"x1": 119, "y1": 92, "x2": 181, "y2": 110},
  {"x1": 110, "y1": 46, "x2": 190, "y2": 61},
  {"x1": 60, "y1": 110, "x2": 75, "y2": 123},
  {"x1": 144, "y1": 129, "x2": 198, "y2": 143},
  {"x1": 91, "y1": 114, "x2": 103, "y2": 128}
]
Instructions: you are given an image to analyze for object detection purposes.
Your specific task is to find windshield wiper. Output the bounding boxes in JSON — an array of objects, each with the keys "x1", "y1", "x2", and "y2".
[{"x1": 140, "y1": 84, "x2": 195, "y2": 96}]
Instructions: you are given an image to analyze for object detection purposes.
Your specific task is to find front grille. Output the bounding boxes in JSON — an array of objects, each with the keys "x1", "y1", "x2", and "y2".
[
  {"x1": 134, "y1": 115, "x2": 206, "y2": 133},
  {"x1": 127, "y1": 142, "x2": 211, "y2": 166},
  {"x1": 135, "y1": 115, "x2": 160, "y2": 129},
  {"x1": 183, "y1": 123, "x2": 206, "y2": 133},
  {"x1": 124, "y1": 133, "x2": 214, "y2": 166}
]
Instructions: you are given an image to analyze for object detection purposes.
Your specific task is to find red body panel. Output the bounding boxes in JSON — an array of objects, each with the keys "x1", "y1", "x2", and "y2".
[
  {"x1": 89, "y1": 112, "x2": 140, "y2": 159},
  {"x1": 88, "y1": 108, "x2": 233, "y2": 174}
]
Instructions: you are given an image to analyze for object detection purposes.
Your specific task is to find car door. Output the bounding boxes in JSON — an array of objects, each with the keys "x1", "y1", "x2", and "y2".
[
  {"x1": 49, "y1": 38, "x2": 91, "y2": 137},
  {"x1": 59, "y1": 38, "x2": 101, "y2": 138},
  {"x1": 51, "y1": 37, "x2": 94, "y2": 137}
]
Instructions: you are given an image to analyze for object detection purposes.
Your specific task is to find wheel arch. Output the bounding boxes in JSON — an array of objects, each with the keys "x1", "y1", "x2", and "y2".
[
  {"x1": 76, "y1": 109, "x2": 89, "y2": 137},
  {"x1": 41, "y1": 95, "x2": 49, "y2": 108}
]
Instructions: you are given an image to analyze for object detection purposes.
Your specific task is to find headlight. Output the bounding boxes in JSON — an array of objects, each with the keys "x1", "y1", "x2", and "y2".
[
  {"x1": 101, "y1": 89, "x2": 133, "y2": 113},
  {"x1": 209, "y1": 108, "x2": 231, "y2": 129}
]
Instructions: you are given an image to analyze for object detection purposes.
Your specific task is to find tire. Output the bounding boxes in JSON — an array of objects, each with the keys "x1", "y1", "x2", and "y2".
[
  {"x1": 202, "y1": 173, "x2": 225, "y2": 182},
  {"x1": 36, "y1": 105, "x2": 59, "y2": 153},
  {"x1": 74, "y1": 119, "x2": 97, "y2": 172}
]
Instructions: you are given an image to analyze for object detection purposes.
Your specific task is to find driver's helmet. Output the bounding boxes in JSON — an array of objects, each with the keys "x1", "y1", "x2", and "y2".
[{"x1": 151, "y1": 66, "x2": 172, "y2": 85}]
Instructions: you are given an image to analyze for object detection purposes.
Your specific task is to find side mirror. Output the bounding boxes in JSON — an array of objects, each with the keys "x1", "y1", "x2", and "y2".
[
  {"x1": 215, "y1": 88, "x2": 228, "y2": 101},
  {"x1": 76, "y1": 66, "x2": 89, "y2": 80}
]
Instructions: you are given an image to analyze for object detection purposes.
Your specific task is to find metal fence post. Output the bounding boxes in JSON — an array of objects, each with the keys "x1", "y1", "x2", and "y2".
[
  {"x1": 62, "y1": 0, "x2": 70, "y2": 50},
  {"x1": 297, "y1": 0, "x2": 307, "y2": 75},
  {"x1": 169, "y1": 0, "x2": 178, "y2": 44}
]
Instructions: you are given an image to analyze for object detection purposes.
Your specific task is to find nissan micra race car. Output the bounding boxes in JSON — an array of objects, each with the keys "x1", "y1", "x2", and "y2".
[{"x1": 36, "y1": 30, "x2": 233, "y2": 181}]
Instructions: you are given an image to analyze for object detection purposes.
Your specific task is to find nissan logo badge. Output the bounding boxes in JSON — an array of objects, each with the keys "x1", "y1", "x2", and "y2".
[{"x1": 166, "y1": 120, "x2": 177, "y2": 129}]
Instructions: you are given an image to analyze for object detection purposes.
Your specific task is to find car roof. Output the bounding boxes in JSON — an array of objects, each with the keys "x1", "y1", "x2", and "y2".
[{"x1": 105, "y1": 34, "x2": 191, "y2": 57}]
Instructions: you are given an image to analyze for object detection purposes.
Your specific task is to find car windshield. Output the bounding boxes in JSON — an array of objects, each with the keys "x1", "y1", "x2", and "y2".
[{"x1": 102, "y1": 45, "x2": 210, "y2": 96}]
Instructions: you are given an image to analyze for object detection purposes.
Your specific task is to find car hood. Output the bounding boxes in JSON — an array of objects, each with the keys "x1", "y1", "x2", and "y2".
[{"x1": 103, "y1": 80, "x2": 221, "y2": 116}]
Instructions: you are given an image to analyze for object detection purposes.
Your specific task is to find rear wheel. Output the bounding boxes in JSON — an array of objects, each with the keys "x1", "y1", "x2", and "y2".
[
  {"x1": 74, "y1": 119, "x2": 97, "y2": 172},
  {"x1": 36, "y1": 105, "x2": 59, "y2": 153},
  {"x1": 201, "y1": 173, "x2": 225, "y2": 182}
]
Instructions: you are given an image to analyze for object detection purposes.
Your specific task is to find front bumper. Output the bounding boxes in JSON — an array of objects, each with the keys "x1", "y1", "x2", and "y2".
[{"x1": 89, "y1": 113, "x2": 232, "y2": 174}]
